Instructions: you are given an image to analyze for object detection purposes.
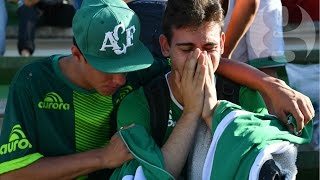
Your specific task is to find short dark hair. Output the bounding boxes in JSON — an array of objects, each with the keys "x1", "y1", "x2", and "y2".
[{"x1": 162, "y1": 0, "x2": 224, "y2": 43}]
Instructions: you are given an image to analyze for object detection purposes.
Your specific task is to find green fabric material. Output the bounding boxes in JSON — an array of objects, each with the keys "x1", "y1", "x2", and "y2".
[
  {"x1": 73, "y1": 0, "x2": 153, "y2": 73},
  {"x1": 117, "y1": 73, "x2": 309, "y2": 180},
  {"x1": 0, "y1": 54, "x2": 168, "y2": 177},
  {"x1": 73, "y1": 92, "x2": 113, "y2": 152},
  {"x1": 110, "y1": 125, "x2": 174, "y2": 180},
  {"x1": 0, "y1": 153, "x2": 43, "y2": 174},
  {"x1": 0, "y1": 56, "x2": 77, "y2": 172},
  {"x1": 163, "y1": 101, "x2": 182, "y2": 143},
  {"x1": 248, "y1": 55, "x2": 287, "y2": 68},
  {"x1": 76, "y1": 176, "x2": 88, "y2": 180},
  {"x1": 239, "y1": 87, "x2": 268, "y2": 114},
  {"x1": 209, "y1": 100, "x2": 313, "y2": 180},
  {"x1": 0, "y1": 56, "x2": 117, "y2": 176},
  {"x1": 117, "y1": 88, "x2": 151, "y2": 132},
  {"x1": 117, "y1": 86, "x2": 182, "y2": 144},
  {"x1": 117, "y1": 78, "x2": 267, "y2": 144}
]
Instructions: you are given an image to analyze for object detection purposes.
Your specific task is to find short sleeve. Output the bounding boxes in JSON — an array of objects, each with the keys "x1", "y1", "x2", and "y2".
[
  {"x1": 117, "y1": 88, "x2": 152, "y2": 133},
  {"x1": 0, "y1": 74, "x2": 43, "y2": 174}
]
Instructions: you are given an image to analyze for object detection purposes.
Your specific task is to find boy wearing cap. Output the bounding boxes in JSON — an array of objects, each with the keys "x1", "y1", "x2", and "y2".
[
  {"x1": 0, "y1": 0, "x2": 154, "y2": 179},
  {"x1": 0, "y1": 0, "x2": 314, "y2": 179}
]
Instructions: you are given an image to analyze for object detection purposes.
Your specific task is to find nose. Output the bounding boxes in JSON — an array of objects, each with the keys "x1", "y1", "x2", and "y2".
[{"x1": 111, "y1": 73, "x2": 127, "y2": 86}]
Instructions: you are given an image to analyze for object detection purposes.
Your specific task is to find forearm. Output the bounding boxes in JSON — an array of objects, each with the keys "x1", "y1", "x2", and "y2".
[
  {"x1": 161, "y1": 112, "x2": 200, "y2": 178},
  {"x1": 0, "y1": 149, "x2": 108, "y2": 180},
  {"x1": 223, "y1": 0, "x2": 259, "y2": 58},
  {"x1": 23, "y1": 0, "x2": 40, "y2": 7},
  {"x1": 217, "y1": 58, "x2": 283, "y2": 97}
]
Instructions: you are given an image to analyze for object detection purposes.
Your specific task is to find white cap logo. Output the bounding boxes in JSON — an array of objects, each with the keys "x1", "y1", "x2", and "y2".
[{"x1": 99, "y1": 22, "x2": 136, "y2": 55}]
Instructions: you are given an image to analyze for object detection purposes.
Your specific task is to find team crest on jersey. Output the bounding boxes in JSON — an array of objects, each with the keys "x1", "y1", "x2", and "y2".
[{"x1": 100, "y1": 22, "x2": 136, "y2": 55}]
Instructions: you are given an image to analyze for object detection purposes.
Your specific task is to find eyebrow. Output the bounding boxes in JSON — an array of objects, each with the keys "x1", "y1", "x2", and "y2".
[
  {"x1": 176, "y1": 42, "x2": 218, "y2": 47},
  {"x1": 176, "y1": 43, "x2": 194, "y2": 47}
]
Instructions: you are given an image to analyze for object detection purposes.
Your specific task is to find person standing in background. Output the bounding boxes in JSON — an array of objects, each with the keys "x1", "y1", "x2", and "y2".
[
  {"x1": 17, "y1": 0, "x2": 75, "y2": 57},
  {"x1": 222, "y1": 0, "x2": 286, "y2": 77},
  {"x1": 0, "y1": 0, "x2": 8, "y2": 56},
  {"x1": 125, "y1": 0, "x2": 167, "y2": 59}
]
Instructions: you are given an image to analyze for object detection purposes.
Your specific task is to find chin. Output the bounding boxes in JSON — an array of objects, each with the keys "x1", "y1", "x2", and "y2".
[{"x1": 97, "y1": 90, "x2": 113, "y2": 96}]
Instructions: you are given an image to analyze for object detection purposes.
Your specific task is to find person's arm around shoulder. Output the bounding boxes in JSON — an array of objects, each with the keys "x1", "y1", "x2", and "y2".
[
  {"x1": 216, "y1": 58, "x2": 315, "y2": 132},
  {"x1": 23, "y1": 0, "x2": 40, "y2": 7}
]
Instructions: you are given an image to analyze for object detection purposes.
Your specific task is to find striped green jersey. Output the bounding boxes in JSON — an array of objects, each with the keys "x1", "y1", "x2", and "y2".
[{"x1": 0, "y1": 55, "x2": 135, "y2": 175}]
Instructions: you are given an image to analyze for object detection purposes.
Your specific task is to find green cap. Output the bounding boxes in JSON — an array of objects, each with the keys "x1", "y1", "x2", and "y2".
[{"x1": 72, "y1": 0, "x2": 154, "y2": 73}]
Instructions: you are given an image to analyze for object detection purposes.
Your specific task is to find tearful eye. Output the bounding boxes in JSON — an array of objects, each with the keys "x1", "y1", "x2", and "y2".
[
  {"x1": 205, "y1": 46, "x2": 218, "y2": 52},
  {"x1": 179, "y1": 47, "x2": 194, "y2": 52}
]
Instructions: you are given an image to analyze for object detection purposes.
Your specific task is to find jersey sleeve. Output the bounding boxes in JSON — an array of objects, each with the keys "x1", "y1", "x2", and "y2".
[
  {"x1": 211, "y1": 100, "x2": 248, "y2": 132},
  {"x1": 0, "y1": 71, "x2": 43, "y2": 174},
  {"x1": 213, "y1": 100, "x2": 242, "y2": 119},
  {"x1": 212, "y1": 97, "x2": 268, "y2": 130},
  {"x1": 117, "y1": 88, "x2": 152, "y2": 133}
]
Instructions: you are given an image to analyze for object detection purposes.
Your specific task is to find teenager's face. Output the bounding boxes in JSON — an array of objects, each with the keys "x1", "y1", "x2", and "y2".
[
  {"x1": 161, "y1": 21, "x2": 225, "y2": 76},
  {"x1": 70, "y1": 46, "x2": 127, "y2": 96},
  {"x1": 86, "y1": 64, "x2": 127, "y2": 96}
]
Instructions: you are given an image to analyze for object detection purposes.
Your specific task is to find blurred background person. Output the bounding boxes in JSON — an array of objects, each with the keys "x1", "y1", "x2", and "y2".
[
  {"x1": 0, "y1": 0, "x2": 8, "y2": 56},
  {"x1": 221, "y1": 0, "x2": 286, "y2": 77},
  {"x1": 17, "y1": 0, "x2": 75, "y2": 57}
]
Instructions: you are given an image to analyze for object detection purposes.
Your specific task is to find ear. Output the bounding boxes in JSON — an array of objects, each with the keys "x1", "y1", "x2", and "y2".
[
  {"x1": 71, "y1": 45, "x2": 85, "y2": 63},
  {"x1": 159, "y1": 34, "x2": 170, "y2": 58},
  {"x1": 220, "y1": 32, "x2": 225, "y2": 55}
]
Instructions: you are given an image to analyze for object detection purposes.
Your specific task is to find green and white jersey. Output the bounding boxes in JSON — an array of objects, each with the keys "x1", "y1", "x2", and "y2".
[
  {"x1": 117, "y1": 73, "x2": 313, "y2": 179},
  {"x1": 117, "y1": 73, "x2": 268, "y2": 144},
  {"x1": 0, "y1": 55, "x2": 137, "y2": 175},
  {"x1": 110, "y1": 125, "x2": 174, "y2": 180},
  {"x1": 203, "y1": 100, "x2": 312, "y2": 180}
]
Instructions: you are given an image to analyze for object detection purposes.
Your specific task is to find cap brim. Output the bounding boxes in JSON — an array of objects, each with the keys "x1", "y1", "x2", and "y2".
[{"x1": 83, "y1": 41, "x2": 154, "y2": 73}]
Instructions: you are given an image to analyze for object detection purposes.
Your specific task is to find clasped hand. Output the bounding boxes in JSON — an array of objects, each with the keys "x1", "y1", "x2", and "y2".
[{"x1": 174, "y1": 48, "x2": 218, "y2": 123}]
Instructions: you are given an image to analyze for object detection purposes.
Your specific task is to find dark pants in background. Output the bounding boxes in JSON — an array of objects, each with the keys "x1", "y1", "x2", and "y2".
[
  {"x1": 17, "y1": 2, "x2": 75, "y2": 55},
  {"x1": 127, "y1": 0, "x2": 167, "y2": 59}
]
